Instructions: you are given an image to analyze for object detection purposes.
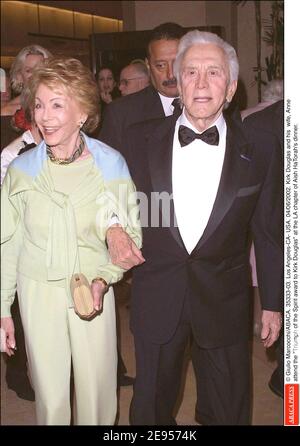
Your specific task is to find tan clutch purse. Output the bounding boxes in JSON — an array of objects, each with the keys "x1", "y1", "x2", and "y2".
[{"x1": 70, "y1": 273, "x2": 94, "y2": 318}]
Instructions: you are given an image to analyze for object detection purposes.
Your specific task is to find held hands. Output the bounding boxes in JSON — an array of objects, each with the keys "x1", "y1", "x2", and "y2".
[
  {"x1": 0, "y1": 317, "x2": 16, "y2": 356},
  {"x1": 260, "y1": 310, "x2": 282, "y2": 348},
  {"x1": 106, "y1": 225, "x2": 145, "y2": 270}
]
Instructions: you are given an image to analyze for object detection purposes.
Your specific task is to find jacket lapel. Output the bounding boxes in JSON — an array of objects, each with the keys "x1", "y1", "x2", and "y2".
[
  {"x1": 192, "y1": 118, "x2": 252, "y2": 252},
  {"x1": 147, "y1": 116, "x2": 185, "y2": 250}
]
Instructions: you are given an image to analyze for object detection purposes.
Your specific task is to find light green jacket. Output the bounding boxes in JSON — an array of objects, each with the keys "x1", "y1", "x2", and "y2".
[{"x1": 1, "y1": 134, "x2": 142, "y2": 317}]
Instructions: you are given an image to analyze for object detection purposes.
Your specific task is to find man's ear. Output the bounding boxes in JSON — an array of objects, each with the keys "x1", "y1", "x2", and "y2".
[{"x1": 226, "y1": 80, "x2": 238, "y2": 103}]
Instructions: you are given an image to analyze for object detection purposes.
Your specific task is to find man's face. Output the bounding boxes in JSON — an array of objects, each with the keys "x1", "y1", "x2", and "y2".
[
  {"x1": 147, "y1": 39, "x2": 179, "y2": 97},
  {"x1": 178, "y1": 43, "x2": 237, "y2": 131},
  {"x1": 119, "y1": 65, "x2": 148, "y2": 96}
]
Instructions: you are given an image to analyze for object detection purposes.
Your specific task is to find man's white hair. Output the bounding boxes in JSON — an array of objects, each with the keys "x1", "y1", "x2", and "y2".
[
  {"x1": 173, "y1": 31, "x2": 239, "y2": 83},
  {"x1": 129, "y1": 59, "x2": 150, "y2": 79}
]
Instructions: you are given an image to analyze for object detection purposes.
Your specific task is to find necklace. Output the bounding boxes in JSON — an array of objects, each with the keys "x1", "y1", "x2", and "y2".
[{"x1": 46, "y1": 133, "x2": 85, "y2": 165}]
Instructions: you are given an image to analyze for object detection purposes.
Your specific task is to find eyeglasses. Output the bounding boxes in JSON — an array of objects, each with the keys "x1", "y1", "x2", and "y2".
[{"x1": 118, "y1": 77, "x2": 145, "y2": 87}]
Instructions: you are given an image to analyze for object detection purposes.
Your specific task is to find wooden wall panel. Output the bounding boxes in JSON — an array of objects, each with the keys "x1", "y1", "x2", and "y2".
[
  {"x1": 74, "y1": 12, "x2": 93, "y2": 39},
  {"x1": 39, "y1": 5, "x2": 74, "y2": 37}
]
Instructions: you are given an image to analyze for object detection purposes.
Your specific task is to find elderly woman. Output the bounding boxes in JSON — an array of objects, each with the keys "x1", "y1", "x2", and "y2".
[{"x1": 1, "y1": 57, "x2": 141, "y2": 425}]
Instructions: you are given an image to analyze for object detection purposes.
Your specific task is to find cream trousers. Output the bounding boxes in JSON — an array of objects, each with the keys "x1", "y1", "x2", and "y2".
[{"x1": 17, "y1": 274, "x2": 117, "y2": 425}]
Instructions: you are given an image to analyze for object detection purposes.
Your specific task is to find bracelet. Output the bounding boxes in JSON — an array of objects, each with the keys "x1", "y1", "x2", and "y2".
[{"x1": 91, "y1": 277, "x2": 108, "y2": 291}]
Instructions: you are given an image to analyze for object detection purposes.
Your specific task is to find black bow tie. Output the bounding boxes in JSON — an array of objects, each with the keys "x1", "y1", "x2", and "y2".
[{"x1": 178, "y1": 124, "x2": 219, "y2": 147}]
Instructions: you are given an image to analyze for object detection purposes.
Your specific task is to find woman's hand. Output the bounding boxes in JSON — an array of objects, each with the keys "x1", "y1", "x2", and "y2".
[
  {"x1": 90, "y1": 280, "x2": 108, "y2": 315},
  {"x1": 100, "y1": 91, "x2": 113, "y2": 104},
  {"x1": 0, "y1": 317, "x2": 16, "y2": 356}
]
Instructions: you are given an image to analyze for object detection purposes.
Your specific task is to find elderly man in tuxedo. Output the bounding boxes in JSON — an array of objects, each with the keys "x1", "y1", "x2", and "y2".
[{"x1": 108, "y1": 30, "x2": 283, "y2": 425}]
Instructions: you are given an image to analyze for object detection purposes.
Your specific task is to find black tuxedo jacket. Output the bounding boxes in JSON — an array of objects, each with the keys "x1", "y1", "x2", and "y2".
[
  {"x1": 124, "y1": 114, "x2": 283, "y2": 348},
  {"x1": 99, "y1": 85, "x2": 164, "y2": 153}
]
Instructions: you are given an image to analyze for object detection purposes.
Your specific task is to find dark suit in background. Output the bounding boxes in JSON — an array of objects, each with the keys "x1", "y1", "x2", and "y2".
[
  {"x1": 244, "y1": 99, "x2": 284, "y2": 399},
  {"x1": 99, "y1": 85, "x2": 164, "y2": 153},
  {"x1": 243, "y1": 99, "x2": 283, "y2": 144}
]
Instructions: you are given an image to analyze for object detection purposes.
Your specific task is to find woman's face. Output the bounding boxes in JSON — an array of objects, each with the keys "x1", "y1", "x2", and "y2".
[
  {"x1": 19, "y1": 54, "x2": 45, "y2": 85},
  {"x1": 34, "y1": 83, "x2": 87, "y2": 152},
  {"x1": 97, "y1": 68, "x2": 115, "y2": 93}
]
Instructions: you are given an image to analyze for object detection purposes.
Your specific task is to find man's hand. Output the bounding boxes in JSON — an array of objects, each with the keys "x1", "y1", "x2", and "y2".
[
  {"x1": 261, "y1": 310, "x2": 282, "y2": 348},
  {"x1": 106, "y1": 225, "x2": 145, "y2": 270},
  {"x1": 0, "y1": 317, "x2": 16, "y2": 356}
]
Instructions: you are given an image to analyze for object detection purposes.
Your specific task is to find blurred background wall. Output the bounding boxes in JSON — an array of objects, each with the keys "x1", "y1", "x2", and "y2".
[{"x1": 1, "y1": 0, "x2": 282, "y2": 108}]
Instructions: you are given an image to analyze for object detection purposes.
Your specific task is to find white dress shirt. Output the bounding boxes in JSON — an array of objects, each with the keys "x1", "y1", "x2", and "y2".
[
  {"x1": 172, "y1": 111, "x2": 226, "y2": 254},
  {"x1": 158, "y1": 92, "x2": 180, "y2": 117}
]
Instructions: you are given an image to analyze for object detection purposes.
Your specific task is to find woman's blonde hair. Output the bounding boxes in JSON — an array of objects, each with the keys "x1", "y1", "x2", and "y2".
[
  {"x1": 10, "y1": 45, "x2": 52, "y2": 94},
  {"x1": 22, "y1": 57, "x2": 100, "y2": 133}
]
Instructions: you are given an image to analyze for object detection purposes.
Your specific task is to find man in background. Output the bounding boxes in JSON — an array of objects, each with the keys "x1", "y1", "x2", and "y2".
[
  {"x1": 99, "y1": 22, "x2": 185, "y2": 152},
  {"x1": 118, "y1": 60, "x2": 150, "y2": 97}
]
